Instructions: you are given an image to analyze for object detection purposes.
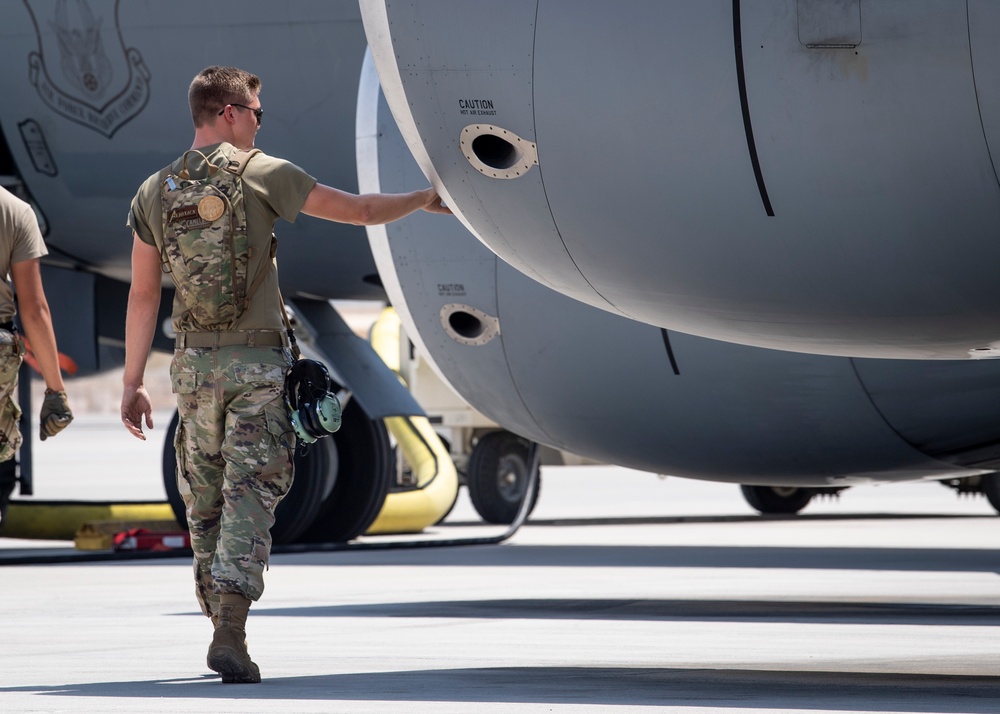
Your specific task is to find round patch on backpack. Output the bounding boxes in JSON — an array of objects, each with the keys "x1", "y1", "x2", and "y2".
[{"x1": 197, "y1": 195, "x2": 226, "y2": 222}]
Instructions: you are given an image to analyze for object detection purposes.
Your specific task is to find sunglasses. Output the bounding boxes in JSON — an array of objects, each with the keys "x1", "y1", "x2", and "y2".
[{"x1": 219, "y1": 103, "x2": 263, "y2": 125}]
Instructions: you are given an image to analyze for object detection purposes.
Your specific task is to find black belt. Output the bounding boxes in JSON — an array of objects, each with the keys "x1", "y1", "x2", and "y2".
[
  {"x1": 0, "y1": 322, "x2": 13, "y2": 332},
  {"x1": 174, "y1": 331, "x2": 286, "y2": 349}
]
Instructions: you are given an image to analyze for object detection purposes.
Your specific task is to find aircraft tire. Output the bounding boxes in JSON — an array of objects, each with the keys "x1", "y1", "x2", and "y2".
[
  {"x1": 161, "y1": 410, "x2": 333, "y2": 544},
  {"x1": 981, "y1": 473, "x2": 1000, "y2": 515},
  {"x1": 467, "y1": 430, "x2": 540, "y2": 524},
  {"x1": 295, "y1": 398, "x2": 393, "y2": 543},
  {"x1": 740, "y1": 485, "x2": 814, "y2": 515}
]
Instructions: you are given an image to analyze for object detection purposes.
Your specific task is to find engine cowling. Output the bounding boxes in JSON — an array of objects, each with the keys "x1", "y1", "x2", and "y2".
[
  {"x1": 362, "y1": 1, "x2": 1000, "y2": 360},
  {"x1": 358, "y1": 52, "x2": 1000, "y2": 486}
]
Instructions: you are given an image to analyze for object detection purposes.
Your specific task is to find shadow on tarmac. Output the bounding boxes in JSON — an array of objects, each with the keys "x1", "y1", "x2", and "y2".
[
  {"x1": 276, "y1": 543, "x2": 1000, "y2": 574},
  {"x1": 1, "y1": 667, "x2": 998, "y2": 711},
  {"x1": 3, "y1": 540, "x2": 998, "y2": 574},
  {"x1": 252, "y1": 597, "x2": 1000, "y2": 627}
]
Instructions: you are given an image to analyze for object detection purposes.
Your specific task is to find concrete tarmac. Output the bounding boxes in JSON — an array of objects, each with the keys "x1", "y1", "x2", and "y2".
[{"x1": 1, "y1": 414, "x2": 999, "y2": 713}]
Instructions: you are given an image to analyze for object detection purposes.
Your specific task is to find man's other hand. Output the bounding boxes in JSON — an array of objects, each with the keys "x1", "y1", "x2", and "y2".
[{"x1": 39, "y1": 389, "x2": 73, "y2": 440}]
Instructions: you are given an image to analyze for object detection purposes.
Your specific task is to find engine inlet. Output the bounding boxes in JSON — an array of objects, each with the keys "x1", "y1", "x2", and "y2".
[
  {"x1": 461, "y1": 124, "x2": 537, "y2": 179},
  {"x1": 440, "y1": 304, "x2": 500, "y2": 346}
]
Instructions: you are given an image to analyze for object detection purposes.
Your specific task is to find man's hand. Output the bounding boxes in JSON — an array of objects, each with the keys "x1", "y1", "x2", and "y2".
[
  {"x1": 421, "y1": 189, "x2": 452, "y2": 215},
  {"x1": 39, "y1": 389, "x2": 73, "y2": 440},
  {"x1": 121, "y1": 385, "x2": 153, "y2": 441}
]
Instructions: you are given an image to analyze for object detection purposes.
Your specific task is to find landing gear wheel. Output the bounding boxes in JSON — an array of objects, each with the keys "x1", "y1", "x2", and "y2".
[
  {"x1": 162, "y1": 410, "x2": 333, "y2": 544},
  {"x1": 982, "y1": 473, "x2": 1000, "y2": 515},
  {"x1": 295, "y1": 398, "x2": 394, "y2": 543},
  {"x1": 467, "y1": 430, "x2": 540, "y2": 524},
  {"x1": 274, "y1": 437, "x2": 336, "y2": 543},
  {"x1": 741, "y1": 485, "x2": 814, "y2": 515}
]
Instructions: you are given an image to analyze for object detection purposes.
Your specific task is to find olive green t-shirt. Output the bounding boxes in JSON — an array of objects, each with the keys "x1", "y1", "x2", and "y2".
[
  {"x1": 0, "y1": 187, "x2": 48, "y2": 324},
  {"x1": 127, "y1": 142, "x2": 317, "y2": 333}
]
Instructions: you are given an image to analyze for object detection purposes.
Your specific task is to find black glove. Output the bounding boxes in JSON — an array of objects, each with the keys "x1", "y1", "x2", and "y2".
[{"x1": 40, "y1": 389, "x2": 73, "y2": 441}]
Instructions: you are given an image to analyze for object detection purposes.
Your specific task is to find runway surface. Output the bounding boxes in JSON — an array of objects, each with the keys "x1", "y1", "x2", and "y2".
[{"x1": 1, "y1": 414, "x2": 998, "y2": 713}]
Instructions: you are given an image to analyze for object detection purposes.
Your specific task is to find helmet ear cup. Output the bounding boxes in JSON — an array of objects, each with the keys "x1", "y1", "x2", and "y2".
[
  {"x1": 289, "y1": 408, "x2": 317, "y2": 443},
  {"x1": 301, "y1": 399, "x2": 326, "y2": 438},
  {"x1": 316, "y1": 393, "x2": 342, "y2": 433},
  {"x1": 284, "y1": 370, "x2": 312, "y2": 443},
  {"x1": 284, "y1": 359, "x2": 341, "y2": 443}
]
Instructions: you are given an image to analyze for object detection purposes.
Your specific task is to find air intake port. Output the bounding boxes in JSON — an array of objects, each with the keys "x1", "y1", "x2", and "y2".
[
  {"x1": 461, "y1": 124, "x2": 537, "y2": 179},
  {"x1": 440, "y1": 303, "x2": 501, "y2": 346},
  {"x1": 472, "y1": 134, "x2": 518, "y2": 170},
  {"x1": 448, "y1": 310, "x2": 485, "y2": 340}
]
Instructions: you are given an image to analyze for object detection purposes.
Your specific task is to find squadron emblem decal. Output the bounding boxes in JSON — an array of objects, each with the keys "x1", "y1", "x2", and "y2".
[
  {"x1": 197, "y1": 195, "x2": 226, "y2": 223},
  {"x1": 25, "y1": 0, "x2": 151, "y2": 138}
]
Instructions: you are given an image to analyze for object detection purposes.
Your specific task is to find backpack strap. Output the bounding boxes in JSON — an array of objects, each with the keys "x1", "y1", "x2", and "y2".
[
  {"x1": 278, "y1": 284, "x2": 301, "y2": 360},
  {"x1": 224, "y1": 148, "x2": 262, "y2": 177},
  {"x1": 228, "y1": 147, "x2": 270, "y2": 314},
  {"x1": 156, "y1": 164, "x2": 175, "y2": 275},
  {"x1": 242, "y1": 233, "x2": 276, "y2": 315}
]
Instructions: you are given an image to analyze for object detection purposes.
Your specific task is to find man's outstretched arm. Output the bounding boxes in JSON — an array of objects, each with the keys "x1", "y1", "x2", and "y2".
[{"x1": 300, "y1": 184, "x2": 450, "y2": 226}]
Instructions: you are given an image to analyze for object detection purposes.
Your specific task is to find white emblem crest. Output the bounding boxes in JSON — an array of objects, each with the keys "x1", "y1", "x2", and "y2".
[{"x1": 25, "y1": 0, "x2": 151, "y2": 138}]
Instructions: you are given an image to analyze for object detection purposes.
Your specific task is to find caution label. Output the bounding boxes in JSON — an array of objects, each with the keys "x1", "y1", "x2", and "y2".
[{"x1": 459, "y1": 99, "x2": 496, "y2": 116}]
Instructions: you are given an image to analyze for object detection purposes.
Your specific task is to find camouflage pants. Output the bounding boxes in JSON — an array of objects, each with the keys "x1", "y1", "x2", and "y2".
[
  {"x1": 171, "y1": 345, "x2": 294, "y2": 616},
  {"x1": 0, "y1": 332, "x2": 24, "y2": 464}
]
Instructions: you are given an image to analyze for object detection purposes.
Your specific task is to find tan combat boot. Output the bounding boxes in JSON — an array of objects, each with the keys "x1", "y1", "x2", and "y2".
[{"x1": 206, "y1": 593, "x2": 261, "y2": 683}]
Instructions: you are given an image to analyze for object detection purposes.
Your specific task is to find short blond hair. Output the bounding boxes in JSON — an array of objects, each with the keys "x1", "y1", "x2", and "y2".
[{"x1": 188, "y1": 66, "x2": 261, "y2": 128}]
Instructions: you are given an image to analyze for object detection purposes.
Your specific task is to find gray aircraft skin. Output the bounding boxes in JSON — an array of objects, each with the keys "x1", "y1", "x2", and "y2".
[
  {"x1": 0, "y1": 1, "x2": 431, "y2": 543},
  {"x1": 0, "y1": 1, "x2": 386, "y2": 370},
  {"x1": 2, "y1": 2, "x2": 997, "y2": 540},
  {"x1": 360, "y1": 1, "x2": 1000, "y2": 361},
  {"x1": 358, "y1": 52, "x2": 1000, "y2": 507}
]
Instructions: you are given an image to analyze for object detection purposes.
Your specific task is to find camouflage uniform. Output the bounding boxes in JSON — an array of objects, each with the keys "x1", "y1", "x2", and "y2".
[
  {"x1": 172, "y1": 344, "x2": 294, "y2": 613},
  {"x1": 0, "y1": 330, "x2": 24, "y2": 463},
  {"x1": 0, "y1": 187, "x2": 49, "y2": 465},
  {"x1": 129, "y1": 142, "x2": 317, "y2": 616}
]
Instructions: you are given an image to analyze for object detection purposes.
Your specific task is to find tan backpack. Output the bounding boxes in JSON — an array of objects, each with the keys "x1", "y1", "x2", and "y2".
[{"x1": 158, "y1": 148, "x2": 263, "y2": 330}]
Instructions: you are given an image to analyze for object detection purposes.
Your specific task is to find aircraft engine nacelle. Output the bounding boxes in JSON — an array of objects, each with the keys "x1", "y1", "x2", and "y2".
[
  {"x1": 362, "y1": 0, "x2": 1000, "y2": 360},
  {"x1": 359, "y1": 55, "x2": 1000, "y2": 486}
]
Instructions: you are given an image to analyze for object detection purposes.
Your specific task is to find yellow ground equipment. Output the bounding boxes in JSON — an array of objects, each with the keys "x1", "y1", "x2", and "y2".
[
  {"x1": 365, "y1": 307, "x2": 459, "y2": 534},
  {"x1": 1, "y1": 500, "x2": 177, "y2": 542}
]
